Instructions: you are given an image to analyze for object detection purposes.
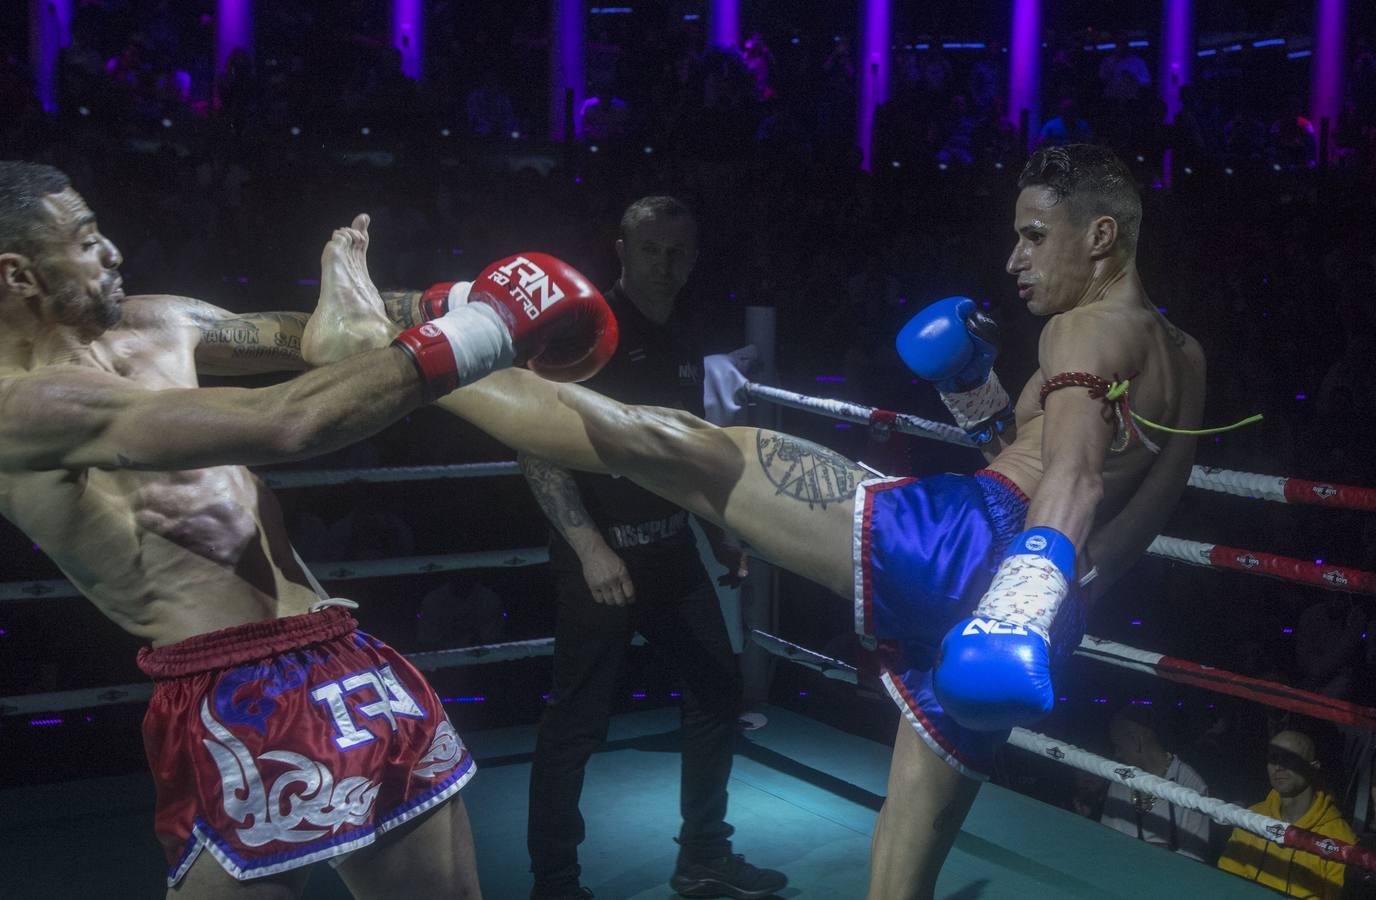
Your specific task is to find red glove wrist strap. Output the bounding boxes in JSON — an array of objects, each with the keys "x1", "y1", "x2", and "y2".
[{"x1": 392, "y1": 323, "x2": 458, "y2": 401}]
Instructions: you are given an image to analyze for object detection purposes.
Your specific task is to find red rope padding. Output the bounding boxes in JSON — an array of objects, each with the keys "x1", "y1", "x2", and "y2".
[
  {"x1": 1283, "y1": 477, "x2": 1376, "y2": 513},
  {"x1": 1205, "y1": 544, "x2": 1376, "y2": 595},
  {"x1": 1148, "y1": 653, "x2": 1376, "y2": 730},
  {"x1": 1284, "y1": 825, "x2": 1376, "y2": 868},
  {"x1": 868, "y1": 408, "x2": 899, "y2": 429}
]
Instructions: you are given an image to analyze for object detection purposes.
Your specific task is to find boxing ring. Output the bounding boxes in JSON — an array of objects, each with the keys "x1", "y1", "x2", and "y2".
[{"x1": 6, "y1": 383, "x2": 1376, "y2": 897}]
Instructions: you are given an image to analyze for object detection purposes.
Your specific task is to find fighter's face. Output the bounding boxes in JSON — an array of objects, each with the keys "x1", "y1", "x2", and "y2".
[
  {"x1": 617, "y1": 215, "x2": 698, "y2": 312},
  {"x1": 1006, "y1": 186, "x2": 1094, "y2": 317},
  {"x1": 34, "y1": 188, "x2": 125, "y2": 340}
]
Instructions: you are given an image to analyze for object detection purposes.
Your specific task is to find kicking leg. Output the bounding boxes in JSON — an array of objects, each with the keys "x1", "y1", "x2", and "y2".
[
  {"x1": 867, "y1": 720, "x2": 980, "y2": 900},
  {"x1": 335, "y1": 796, "x2": 481, "y2": 899},
  {"x1": 438, "y1": 371, "x2": 864, "y2": 596}
]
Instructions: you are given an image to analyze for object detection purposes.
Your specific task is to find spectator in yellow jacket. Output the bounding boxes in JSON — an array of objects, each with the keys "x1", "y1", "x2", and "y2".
[{"x1": 1219, "y1": 730, "x2": 1355, "y2": 899}]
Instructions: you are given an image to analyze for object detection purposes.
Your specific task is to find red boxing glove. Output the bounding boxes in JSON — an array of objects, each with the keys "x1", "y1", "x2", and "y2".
[
  {"x1": 392, "y1": 254, "x2": 617, "y2": 400},
  {"x1": 468, "y1": 253, "x2": 618, "y2": 383}
]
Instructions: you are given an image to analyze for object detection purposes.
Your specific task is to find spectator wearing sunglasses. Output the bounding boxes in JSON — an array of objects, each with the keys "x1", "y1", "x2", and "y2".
[{"x1": 1218, "y1": 730, "x2": 1356, "y2": 899}]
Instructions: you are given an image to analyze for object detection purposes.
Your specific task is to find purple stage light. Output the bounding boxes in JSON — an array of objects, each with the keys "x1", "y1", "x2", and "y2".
[
  {"x1": 1160, "y1": 0, "x2": 1193, "y2": 123},
  {"x1": 29, "y1": 0, "x2": 73, "y2": 114},
  {"x1": 550, "y1": 0, "x2": 585, "y2": 141},
  {"x1": 1007, "y1": 0, "x2": 1041, "y2": 143},
  {"x1": 392, "y1": 0, "x2": 423, "y2": 80},
  {"x1": 216, "y1": 0, "x2": 253, "y2": 77},
  {"x1": 1312, "y1": 0, "x2": 1346, "y2": 164},
  {"x1": 857, "y1": 0, "x2": 891, "y2": 172},
  {"x1": 710, "y1": 0, "x2": 738, "y2": 49}
]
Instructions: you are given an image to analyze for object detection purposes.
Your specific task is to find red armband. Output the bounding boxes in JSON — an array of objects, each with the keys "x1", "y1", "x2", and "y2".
[{"x1": 1039, "y1": 371, "x2": 1144, "y2": 453}]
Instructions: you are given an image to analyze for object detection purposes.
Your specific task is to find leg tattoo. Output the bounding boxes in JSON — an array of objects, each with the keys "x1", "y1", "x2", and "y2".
[{"x1": 756, "y1": 432, "x2": 861, "y2": 509}]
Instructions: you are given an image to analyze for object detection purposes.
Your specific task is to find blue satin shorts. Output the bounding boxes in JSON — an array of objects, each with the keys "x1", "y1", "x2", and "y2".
[{"x1": 852, "y1": 470, "x2": 1082, "y2": 779}]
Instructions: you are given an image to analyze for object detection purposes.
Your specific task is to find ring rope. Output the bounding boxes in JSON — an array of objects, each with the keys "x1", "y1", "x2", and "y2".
[
  {"x1": 0, "y1": 632, "x2": 661, "y2": 716},
  {"x1": 0, "y1": 548, "x2": 550, "y2": 603},
  {"x1": 750, "y1": 628, "x2": 1376, "y2": 736},
  {"x1": 749, "y1": 629, "x2": 1376, "y2": 870},
  {"x1": 256, "y1": 461, "x2": 522, "y2": 489},
  {"x1": 7, "y1": 536, "x2": 1376, "y2": 608},
  {"x1": 1147, "y1": 535, "x2": 1376, "y2": 595},
  {"x1": 1075, "y1": 635, "x2": 1376, "y2": 730},
  {"x1": 740, "y1": 382, "x2": 1376, "y2": 513},
  {"x1": 1007, "y1": 729, "x2": 1376, "y2": 870}
]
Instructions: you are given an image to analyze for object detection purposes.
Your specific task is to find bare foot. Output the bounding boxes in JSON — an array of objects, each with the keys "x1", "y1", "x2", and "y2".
[{"x1": 302, "y1": 214, "x2": 398, "y2": 365}]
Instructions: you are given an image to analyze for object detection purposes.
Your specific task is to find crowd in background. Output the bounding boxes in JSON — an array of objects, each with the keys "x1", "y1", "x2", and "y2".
[{"x1": 6, "y1": 1, "x2": 1376, "y2": 891}]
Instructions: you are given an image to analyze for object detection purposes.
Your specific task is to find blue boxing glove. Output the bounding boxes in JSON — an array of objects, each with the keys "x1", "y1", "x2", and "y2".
[
  {"x1": 896, "y1": 297, "x2": 1012, "y2": 445},
  {"x1": 933, "y1": 526, "x2": 1075, "y2": 732}
]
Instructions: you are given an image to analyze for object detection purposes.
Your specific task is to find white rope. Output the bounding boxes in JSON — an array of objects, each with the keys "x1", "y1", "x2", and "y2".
[
  {"x1": 0, "y1": 634, "x2": 654, "y2": 716},
  {"x1": 0, "y1": 683, "x2": 154, "y2": 717},
  {"x1": 406, "y1": 638, "x2": 553, "y2": 672},
  {"x1": 1006, "y1": 729, "x2": 1290, "y2": 845},
  {"x1": 748, "y1": 629, "x2": 863, "y2": 682},
  {"x1": 1146, "y1": 535, "x2": 1214, "y2": 566},
  {"x1": 1185, "y1": 467, "x2": 1287, "y2": 502},
  {"x1": 256, "y1": 461, "x2": 521, "y2": 489},
  {"x1": 0, "y1": 548, "x2": 550, "y2": 603},
  {"x1": 741, "y1": 382, "x2": 974, "y2": 447},
  {"x1": 741, "y1": 381, "x2": 1374, "y2": 512},
  {"x1": 745, "y1": 629, "x2": 1295, "y2": 847}
]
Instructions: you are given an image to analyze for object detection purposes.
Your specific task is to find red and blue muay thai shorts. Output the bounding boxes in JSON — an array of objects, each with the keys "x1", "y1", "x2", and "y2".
[
  {"x1": 853, "y1": 469, "x2": 1084, "y2": 779},
  {"x1": 137, "y1": 606, "x2": 475, "y2": 885}
]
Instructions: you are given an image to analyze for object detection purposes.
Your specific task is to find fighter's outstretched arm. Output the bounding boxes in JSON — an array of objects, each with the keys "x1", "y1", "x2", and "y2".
[
  {"x1": 184, "y1": 300, "x2": 311, "y2": 376},
  {"x1": 0, "y1": 347, "x2": 423, "y2": 473}
]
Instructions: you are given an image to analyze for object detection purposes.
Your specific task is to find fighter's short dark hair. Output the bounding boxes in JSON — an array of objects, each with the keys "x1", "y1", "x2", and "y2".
[
  {"x1": 0, "y1": 161, "x2": 71, "y2": 260},
  {"x1": 619, "y1": 195, "x2": 696, "y2": 241},
  {"x1": 1017, "y1": 144, "x2": 1141, "y2": 254}
]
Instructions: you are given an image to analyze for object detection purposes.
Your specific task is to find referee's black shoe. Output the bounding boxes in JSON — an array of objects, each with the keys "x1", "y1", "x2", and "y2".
[{"x1": 669, "y1": 853, "x2": 788, "y2": 899}]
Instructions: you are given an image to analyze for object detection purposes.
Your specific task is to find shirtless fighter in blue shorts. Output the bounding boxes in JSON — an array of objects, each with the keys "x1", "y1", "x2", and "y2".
[{"x1": 308, "y1": 144, "x2": 1206, "y2": 899}]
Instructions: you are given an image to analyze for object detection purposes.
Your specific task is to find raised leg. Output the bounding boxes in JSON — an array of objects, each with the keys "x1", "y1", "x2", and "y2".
[
  {"x1": 867, "y1": 720, "x2": 980, "y2": 900},
  {"x1": 335, "y1": 795, "x2": 482, "y2": 899},
  {"x1": 438, "y1": 370, "x2": 864, "y2": 596}
]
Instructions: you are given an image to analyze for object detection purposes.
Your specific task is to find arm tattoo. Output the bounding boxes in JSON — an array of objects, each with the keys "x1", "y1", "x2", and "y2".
[
  {"x1": 193, "y1": 310, "x2": 309, "y2": 362},
  {"x1": 756, "y1": 431, "x2": 862, "y2": 509},
  {"x1": 519, "y1": 454, "x2": 590, "y2": 532},
  {"x1": 382, "y1": 290, "x2": 425, "y2": 330}
]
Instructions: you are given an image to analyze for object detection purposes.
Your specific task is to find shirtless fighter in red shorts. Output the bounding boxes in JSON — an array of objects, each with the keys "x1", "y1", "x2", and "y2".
[{"x1": 0, "y1": 161, "x2": 614, "y2": 898}]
